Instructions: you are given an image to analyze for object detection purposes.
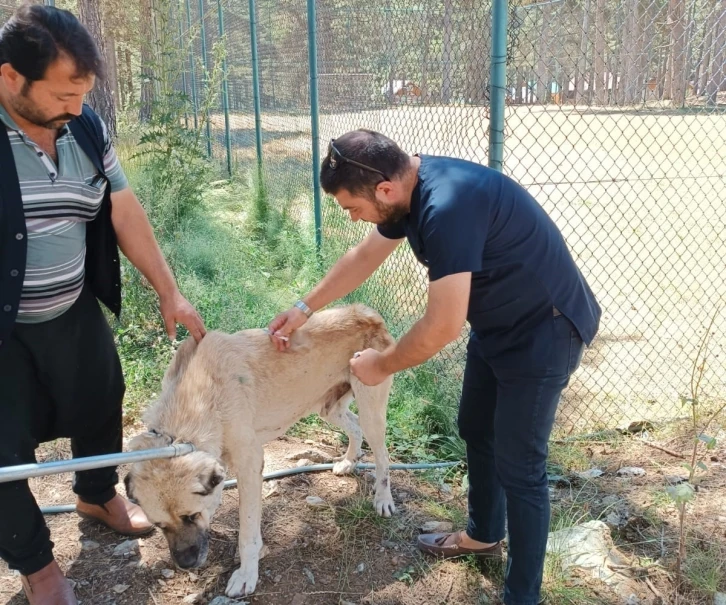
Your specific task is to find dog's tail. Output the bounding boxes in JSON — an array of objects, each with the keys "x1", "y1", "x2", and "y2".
[{"x1": 161, "y1": 336, "x2": 200, "y2": 390}]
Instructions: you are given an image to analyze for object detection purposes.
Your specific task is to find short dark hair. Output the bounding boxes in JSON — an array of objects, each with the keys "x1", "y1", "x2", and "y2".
[
  {"x1": 320, "y1": 130, "x2": 410, "y2": 198},
  {"x1": 0, "y1": 5, "x2": 105, "y2": 84}
]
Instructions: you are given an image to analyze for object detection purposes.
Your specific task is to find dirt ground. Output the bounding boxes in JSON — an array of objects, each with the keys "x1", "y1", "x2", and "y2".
[{"x1": 1, "y1": 421, "x2": 725, "y2": 605}]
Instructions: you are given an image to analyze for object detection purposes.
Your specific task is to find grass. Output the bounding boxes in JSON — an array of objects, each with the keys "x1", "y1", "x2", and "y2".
[{"x1": 684, "y1": 540, "x2": 726, "y2": 596}]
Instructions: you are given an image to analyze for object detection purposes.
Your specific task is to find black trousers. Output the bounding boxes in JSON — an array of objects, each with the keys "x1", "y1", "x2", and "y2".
[{"x1": 0, "y1": 285, "x2": 125, "y2": 575}]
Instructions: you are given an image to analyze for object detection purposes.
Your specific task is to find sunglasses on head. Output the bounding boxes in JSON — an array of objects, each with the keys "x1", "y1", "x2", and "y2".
[{"x1": 327, "y1": 139, "x2": 389, "y2": 181}]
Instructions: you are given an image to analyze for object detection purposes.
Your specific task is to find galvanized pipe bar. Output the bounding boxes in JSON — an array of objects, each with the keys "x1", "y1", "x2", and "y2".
[{"x1": 0, "y1": 444, "x2": 196, "y2": 484}]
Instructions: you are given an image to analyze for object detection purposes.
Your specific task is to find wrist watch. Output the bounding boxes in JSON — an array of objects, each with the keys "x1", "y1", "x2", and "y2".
[{"x1": 294, "y1": 299, "x2": 313, "y2": 318}]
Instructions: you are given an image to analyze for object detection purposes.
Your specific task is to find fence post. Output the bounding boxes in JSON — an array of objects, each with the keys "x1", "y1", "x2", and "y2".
[
  {"x1": 216, "y1": 0, "x2": 232, "y2": 176},
  {"x1": 184, "y1": 0, "x2": 200, "y2": 131},
  {"x1": 177, "y1": 3, "x2": 189, "y2": 129},
  {"x1": 307, "y1": 0, "x2": 322, "y2": 251},
  {"x1": 198, "y1": 0, "x2": 213, "y2": 158},
  {"x1": 489, "y1": 0, "x2": 508, "y2": 172},
  {"x1": 248, "y1": 0, "x2": 264, "y2": 184}
]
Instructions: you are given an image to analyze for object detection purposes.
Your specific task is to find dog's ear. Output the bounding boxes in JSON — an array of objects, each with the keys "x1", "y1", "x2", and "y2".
[
  {"x1": 162, "y1": 337, "x2": 199, "y2": 389},
  {"x1": 128, "y1": 431, "x2": 173, "y2": 452},
  {"x1": 195, "y1": 461, "x2": 225, "y2": 496},
  {"x1": 124, "y1": 472, "x2": 136, "y2": 501}
]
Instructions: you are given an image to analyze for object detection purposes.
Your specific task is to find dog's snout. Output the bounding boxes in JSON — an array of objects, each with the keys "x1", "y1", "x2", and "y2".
[{"x1": 174, "y1": 545, "x2": 201, "y2": 569}]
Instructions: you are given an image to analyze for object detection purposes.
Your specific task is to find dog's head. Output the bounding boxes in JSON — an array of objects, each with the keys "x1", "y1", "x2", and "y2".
[{"x1": 124, "y1": 432, "x2": 225, "y2": 569}]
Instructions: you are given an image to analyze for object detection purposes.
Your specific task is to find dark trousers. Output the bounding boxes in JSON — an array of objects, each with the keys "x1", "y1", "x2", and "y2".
[
  {"x1": 0, "y1": 286, "x2": 125, "y2": 575},
  {"x1": 458, "y1": 314, "x2": 585, "y2": 605}
]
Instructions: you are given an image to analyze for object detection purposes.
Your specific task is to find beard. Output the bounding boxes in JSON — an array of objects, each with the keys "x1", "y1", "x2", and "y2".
[
  {"x1": 10, "y1": 87, "x2": 76, "y2": 130},
  {"x1": 372, "y1": 197, "x2": 409, "y2": 227}
]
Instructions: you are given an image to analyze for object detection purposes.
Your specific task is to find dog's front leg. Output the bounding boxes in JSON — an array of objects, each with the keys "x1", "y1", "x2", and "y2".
[{"x1": 225, "y1": 445, "x2": 264, "y2": 598}]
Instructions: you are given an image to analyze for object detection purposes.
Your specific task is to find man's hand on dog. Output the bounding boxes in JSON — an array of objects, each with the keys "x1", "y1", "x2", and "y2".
[
  {"x1": 267, "y1": 307, "x2": 308, "y2": 351},
  {"x1": 350, "y1": 349, "x2": 390, "y2": 386},
  {"x1": 160, "y1": 290, "x2": 206, "y2": 343}
]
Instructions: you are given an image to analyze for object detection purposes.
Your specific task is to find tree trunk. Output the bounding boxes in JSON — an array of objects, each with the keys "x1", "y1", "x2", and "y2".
[
  {"x1": 707, "y1": 0, "x2": 726, "y2": 105},
  {"x1": 665, "y1": 0, "x2": 687, "y2": 103},
  {"x1": 576, "y1": 0, "x2": 591, "y2": 104},
  {"x1": 696, "y1": 6, "x2": 715, "y2": 95},
  {"x1": 441, "y1": 0, "x2": 453, "y2": 104},
  {"x1": 594, "y1": 0, "x2": 607, "y2": 104},
  {"x1": 535, "y1": 3, "x2": 552, "y2": 104},
  {"x1": 124, "y1": 47, "x2": 134, "y2": 109},
  {"x1": 139, "y1": 0, "x2": 155, "y2": 121},
  {"x1": 78, "y1": 0, "x2": 117, "y2": 138}
]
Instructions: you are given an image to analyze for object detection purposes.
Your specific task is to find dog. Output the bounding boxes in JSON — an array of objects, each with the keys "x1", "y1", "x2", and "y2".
[{"x1": 124, "y1": 304, "x2": 395, "y2": 598}]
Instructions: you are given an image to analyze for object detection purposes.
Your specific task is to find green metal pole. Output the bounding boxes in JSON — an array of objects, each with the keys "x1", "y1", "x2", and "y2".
[
  {"x1": 198, "y1": 0, "x2": 213, "y2": 158},
  {"x1": 489, "y1": 0, "x2": 508, "y2": 172},
  {"x1": 217, "y1": 0, "x2": 232, "y2": 176},
  {"x1": 248, "y1": 0, "x2": 263, "y2": 183},
  {"x1": 185, "y1": 0, "x2": 199, "y2": 130},
  {"x1": 307, "y1": 0, "x2": 322, "y2": 251},
  {"x1": 178, "y1": 4, "x2": 189, "y2": 129}
]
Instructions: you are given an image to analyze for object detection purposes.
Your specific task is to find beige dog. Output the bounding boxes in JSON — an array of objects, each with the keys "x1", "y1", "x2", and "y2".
[{"x1": 124, "y1": 304, "x2": 395, "y2": 598}]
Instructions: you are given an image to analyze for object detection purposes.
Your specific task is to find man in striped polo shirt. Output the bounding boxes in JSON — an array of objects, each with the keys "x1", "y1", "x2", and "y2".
[{"x1": 0, "y1": 6, "x2": 205, "y2": 604}]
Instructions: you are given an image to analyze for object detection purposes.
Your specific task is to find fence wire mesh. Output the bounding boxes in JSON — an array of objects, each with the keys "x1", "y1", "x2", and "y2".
[{"x1": 2, "y1": 0, "x2": 724, "y2": 432}]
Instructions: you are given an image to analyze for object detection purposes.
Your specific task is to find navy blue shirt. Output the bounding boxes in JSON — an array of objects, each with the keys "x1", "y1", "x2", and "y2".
[{"x1": 378, "y1": 155, "x2": 601, "y2": 356}]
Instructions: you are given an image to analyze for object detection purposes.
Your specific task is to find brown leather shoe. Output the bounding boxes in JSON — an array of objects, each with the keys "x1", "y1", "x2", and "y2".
[
  {"x1": 20, "y1": 560, "x2": 77, "y2": 605},
  {"x1": 76, "y1": 494, "x2": 154, "y2": 536},
  {"x1": 417, "y1": 531, "x2": 503, "y2": 559}
]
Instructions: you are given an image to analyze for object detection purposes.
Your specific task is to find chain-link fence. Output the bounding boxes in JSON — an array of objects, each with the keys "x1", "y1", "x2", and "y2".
[{"x1": 2, "y1": 0, "x2": 724, "y2": 432}]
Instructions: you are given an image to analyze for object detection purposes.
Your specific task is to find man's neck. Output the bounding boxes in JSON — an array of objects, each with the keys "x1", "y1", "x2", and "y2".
[{"x1": 401, "y1": 155, "x2": 421, "y2": 209}]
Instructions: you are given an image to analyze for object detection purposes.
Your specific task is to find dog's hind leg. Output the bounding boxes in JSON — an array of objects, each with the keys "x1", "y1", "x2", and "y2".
[
  {"x1": 321, "y1": 390, "x2": 363, "y2": 475},
  {"x1": 351, "y1": 376, "x2": 396, "y2": 518}
]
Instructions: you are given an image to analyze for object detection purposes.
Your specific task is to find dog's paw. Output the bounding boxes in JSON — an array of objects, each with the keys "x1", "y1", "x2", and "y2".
[
  {"x1": 374, "y1": 493, "x2": 396, "y2": 518},
  {"x1": 333, "y1": 458, "x2": 358, "y2": 475},
  {"x1": 225, "y1": 566, "x2": 259, "y2": 598}
]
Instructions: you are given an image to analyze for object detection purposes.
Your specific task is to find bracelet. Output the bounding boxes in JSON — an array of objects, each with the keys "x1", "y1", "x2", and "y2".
[{"x1": 294, "y1": 299, "x2": 313, "y2": 318}]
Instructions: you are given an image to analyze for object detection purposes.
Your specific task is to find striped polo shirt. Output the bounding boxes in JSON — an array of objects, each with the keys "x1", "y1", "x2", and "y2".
[{"x1": 0, "y1": 103, "x2": 129, "y2": 323}]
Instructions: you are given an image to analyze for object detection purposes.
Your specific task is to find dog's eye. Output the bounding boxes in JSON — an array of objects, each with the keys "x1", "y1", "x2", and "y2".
[{"x1": 181, "y1": 513, "x2": 201, "y2": 524}]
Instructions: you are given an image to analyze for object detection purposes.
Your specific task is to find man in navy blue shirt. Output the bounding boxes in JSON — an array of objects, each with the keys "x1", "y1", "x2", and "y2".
[{"x1": 268, "y1": 130, "x2": 601, "y2": 605}]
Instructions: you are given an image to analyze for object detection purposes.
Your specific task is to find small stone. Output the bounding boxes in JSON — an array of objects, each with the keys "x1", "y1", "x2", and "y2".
[
  {"x1": 381, "y1": 540, "x2": 396, "y2": 549},
  {"x1": 183, "y1": 595, "x2": 202, "y2": 604},
  {"x1": 161, "y1": 569, "x2": 175, "y2": 579},
  {"x1": 158, "y1": 579, "x2": 166, "y2": 587},
  {"x1": 666, "y1": 475, "x2": 687, "y2": 485},
  {"x1": 439, "y1": 483, "x2": 452, "y2": 494},
  {"x1": 274, "y1": 574, "x2": 282, "y2": 583},
  {"x1": 617, "y1": 467, "x2": 646, "y2": 477},
  {"x1": 305, "y1": 440, "x2": 316, "y2": 445},
  {"x1": 341, "y1": 601, "x2": 358, "y2": 605},
  {"x1": 188, "y1": 572, "x2": 198, "y2": 581},
  {"x1": 624, "y1": 595, "x2": 640, "y2": 605},
  {"x1": 296, "y1": 458, "x2": 313, "y2": 467},
  {"x1": 303, "y1": 567, "x2": 315, "y2": 584},
  {"x1": 81, "y1": 540, "x2": 100, "y2": 551},
  {"x1": 306, "y1": 495, "x2": 327, "y2": 509},
  {"x1": 713, "y1": 593, "x2": 726, "y2": 605},
  {"x1": 356, "y1": 562, "x2": 366, "y2": 573},
  {"x1": 112, "y1": 584, "x2": 130, "y2": 594},
  {"x1": 420, "y1": 521, "x2": 454, "y2": 533},
  {"x1": 286, "y1": 449, "x2": 333, "y2": 463},
  {"x1": 209, "y1": 598, "x2": 244, "y2": 605},
  {"x1": 602, "y1": 495, "x2": 621, "y2": 506},
  {"x1": 577, "y1": 468, "x2": 604, "y2": 479},
  {"x1": 113, "y1": 539, "x2": 139, "y2": 557}
]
